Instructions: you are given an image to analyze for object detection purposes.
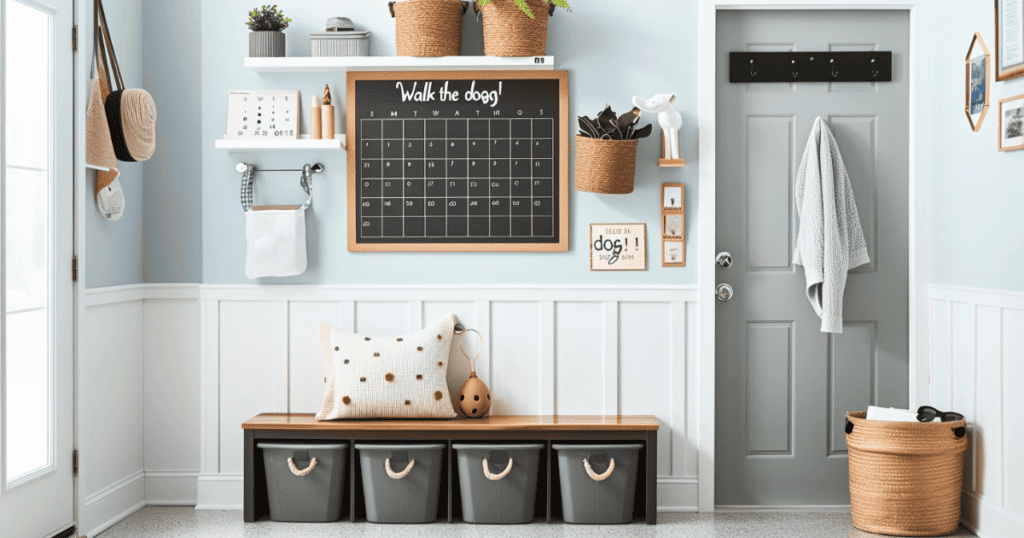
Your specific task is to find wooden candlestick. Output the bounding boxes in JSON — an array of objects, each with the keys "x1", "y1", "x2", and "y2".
[
  {"x1": 321, "y1": 84, "x2": 334, "y2": 140},
  {"x1": 311, "y1": 95, "x2": 322, "y2": 140}
]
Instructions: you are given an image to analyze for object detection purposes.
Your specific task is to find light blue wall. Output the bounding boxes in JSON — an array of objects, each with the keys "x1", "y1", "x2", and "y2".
[
  {"x1": 930, "y1": 1, "x2": 1024, "y2": 292},
  {"x1": 200, "y1": 0, "x2": 699, "y2": 284},
  {"x1": 85, "y1": 0, "x2": 144, "y2": 288},
  {"x1": 142, "y1": 0, "x2": 202, "y2": 283}
]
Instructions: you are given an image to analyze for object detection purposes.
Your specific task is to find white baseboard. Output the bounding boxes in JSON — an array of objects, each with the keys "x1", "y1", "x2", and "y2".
[
  {"x1": 196, "y1": 474, "x2": 244, "y2": 510},
  {"x1": 715, "y1": 505, "x2": 851, "y2": 513},
  {"x1": 657, "y1": 477, "x2": 699, "y2": 512},
  {"x1": 961, "y1": 490, "x2": 1024, "y2": 538},
  {"x1": 81, "y1": 471, "x2": 146, "y2": 538},
  {"x1": 145, "y1": 471, "x2": 199, "y2": 506}
]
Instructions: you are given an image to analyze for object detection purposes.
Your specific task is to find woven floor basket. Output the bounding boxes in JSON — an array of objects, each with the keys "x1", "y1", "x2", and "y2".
[
  {"x1": 477, "y1": 0, "x2": 551, "y2": 57},
  {"x1": 846, "y1": 411, "x2": 968, "y2": 536},
  {"x1": 575, "y1": 135, "x2": 638, "y2": 194},
  {"x1": 392, "y1": 0, "x2": 468, "y2": 57}
]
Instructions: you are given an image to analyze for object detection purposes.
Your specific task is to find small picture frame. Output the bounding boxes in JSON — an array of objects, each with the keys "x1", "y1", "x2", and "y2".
[
  {"x1": 590, "y1": 224, "x2": 647, "y2": 271},
  {"x1": 966, "y1": 32, "x2": 991, "y2": 132},
  {"x1": 663, "y1": 241, "x2": 684, "y2": 266},
  {"x1": 661, "y1": 183, "x2": 685, "y2": 267},
  {"x1": 996, "y1": 0, "x2": 1024, "y2": 82},
  {"x1": 664, "y1": 215, "x2": 683, "y2": 238},
  {"x1": 663, "y1": 186, "x2": 683, "y2": 209},
  {"x1": 999, "y1": 94, "x2": 1024, "y2": 152}
]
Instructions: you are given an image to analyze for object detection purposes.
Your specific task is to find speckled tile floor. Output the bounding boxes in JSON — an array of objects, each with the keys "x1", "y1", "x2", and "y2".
[{"x1": 94, "y1": 506, "x2": 977, "y2": 538}]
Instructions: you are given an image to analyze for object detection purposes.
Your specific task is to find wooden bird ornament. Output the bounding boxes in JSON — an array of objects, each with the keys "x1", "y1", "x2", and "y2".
[{"x1": 455, "y1": 327, "x2": 491, "y2": 418}]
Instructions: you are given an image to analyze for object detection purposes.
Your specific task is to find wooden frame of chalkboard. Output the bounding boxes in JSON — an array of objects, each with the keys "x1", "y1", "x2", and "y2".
[{"x1": 347, "y1": 70, "x2": 570, "y2": 252}]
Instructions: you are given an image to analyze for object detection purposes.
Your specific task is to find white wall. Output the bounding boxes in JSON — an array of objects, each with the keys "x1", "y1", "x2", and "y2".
[
  {"x1": 78, "y1": 287, "x2": 200, "y2": 537},
  {"x1": 195, "y1": 285, "x2": 701, "y2": 511},
  {"x1": 929, "y1": 285, "x2": 1024, "y2": 537}
]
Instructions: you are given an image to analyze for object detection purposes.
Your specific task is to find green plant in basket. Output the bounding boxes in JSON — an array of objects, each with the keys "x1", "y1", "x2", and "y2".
[
  {"x1": 476, "y1": 0, "x2": 570, "y2": 19},
  {"x1": 578, "y1": 106, "x2": 653, "y2": 141},
  {"x1": 247, "y1": 5, "x2": 292, "y2": 31}
]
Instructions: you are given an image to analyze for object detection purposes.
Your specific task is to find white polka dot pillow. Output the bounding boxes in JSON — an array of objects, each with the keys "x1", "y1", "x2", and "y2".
[{"x1": 316, "y1": 313, "x2": 458, "y2": 420}]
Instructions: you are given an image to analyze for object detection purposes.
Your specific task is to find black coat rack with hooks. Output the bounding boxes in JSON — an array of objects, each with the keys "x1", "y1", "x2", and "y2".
[{"x1": 729, "y1": 51, "x2": 892, "y2": 83}]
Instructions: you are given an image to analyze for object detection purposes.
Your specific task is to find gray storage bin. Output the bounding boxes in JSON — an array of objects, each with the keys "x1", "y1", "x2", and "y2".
[
  {"x1": 355, "y1": 443, "x2": 445, "y2": 523},
  {"x1": 311, "y1": 31, "x2": 370, "y2": 57},
  {"x1": 453, "y1": 443, "x2": 544, "y2": 524},
  {"x1": 258, "y1": 442, "x2": 348, "y2": 522},
  {"x1": 552, "y1": 444, "x2": 643, "y2": 524}
]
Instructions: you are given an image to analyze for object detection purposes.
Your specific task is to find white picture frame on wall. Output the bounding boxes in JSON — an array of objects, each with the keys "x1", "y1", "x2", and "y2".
[
  {"x1": 999, "y1": 94, "x2": 1024, "y2": 152},
  {"x1": 997, "y1": 0, "x2": 1024, "y2": 81}
]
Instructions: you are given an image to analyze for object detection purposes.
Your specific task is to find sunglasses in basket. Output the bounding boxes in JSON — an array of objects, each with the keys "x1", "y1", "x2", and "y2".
[{"x1": 917, "y1": 406, "x2": 964, "y2": 423}]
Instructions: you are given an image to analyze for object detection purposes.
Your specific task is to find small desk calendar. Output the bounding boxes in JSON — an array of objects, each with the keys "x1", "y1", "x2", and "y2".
[
  {"x1": 346, "y1": 71, "x2": 569, "y2": 252},
  {"x1": 226, "y1": 90, "x2": 300, "y2": 139}
]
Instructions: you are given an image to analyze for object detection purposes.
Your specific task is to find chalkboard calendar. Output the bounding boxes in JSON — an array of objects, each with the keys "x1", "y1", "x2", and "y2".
[{"x1": 347, "y1": 71, "x2": 569, "y2": 251}]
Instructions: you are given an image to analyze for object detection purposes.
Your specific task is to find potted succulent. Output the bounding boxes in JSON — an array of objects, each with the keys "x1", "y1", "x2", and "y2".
[
  {"x1": 247, "y1": 5, "x2": 292, "y2": 57},
  {"x1": 575, "y1": 105, "x2": 652, "y2": 194},
  {"x1": 389, "y1": 0, "x2": 470, "y2": 57},
  {"x1": 474, "y1": 0, "x2": 570, "y2": 57}
]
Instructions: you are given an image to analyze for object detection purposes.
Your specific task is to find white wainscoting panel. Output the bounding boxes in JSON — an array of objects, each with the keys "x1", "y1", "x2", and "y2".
[
  {"x1": 79, "y1": 295, "x2": 146, "y2": 537},
  {"x1": 196, "y1": 285, "x2": 701, "y2": 512},
  {"x1": 930, "y1": 285, "x2": 1024, "y2": 537}
]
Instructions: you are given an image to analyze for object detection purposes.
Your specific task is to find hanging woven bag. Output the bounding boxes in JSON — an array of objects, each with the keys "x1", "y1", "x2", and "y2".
[{"x1": 96, "y1": 0, "x2": 156, "y2": 162}]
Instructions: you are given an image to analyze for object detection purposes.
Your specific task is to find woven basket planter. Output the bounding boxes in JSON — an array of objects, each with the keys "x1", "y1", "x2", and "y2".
[
  {"x1": 390, "y1": 0, "x2": 469, "y2": 57},
  {"x1": 575, "y1": 135, "x2": 638, "y2": 195},
  {"x1": 845, "y1": 411, "x2": 968, "y2": 537},
  {"x1": 475, "y1": 0, "x2": 553, "y2": 57}
]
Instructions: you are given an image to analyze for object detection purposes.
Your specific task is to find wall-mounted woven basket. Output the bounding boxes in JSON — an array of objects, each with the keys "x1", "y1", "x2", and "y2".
[
  {"x1": 390, "y1": 0, "x2": 469, "y2": 57},
  {"x1": 845, "y1": 411, "x2": 968, "y2": 537},
  {"x1": 474, "y1": 0, "x2": 554, "y2": 57},
  {"x1": 574, "y1": 135, "x2": 638, "y2": 195}
]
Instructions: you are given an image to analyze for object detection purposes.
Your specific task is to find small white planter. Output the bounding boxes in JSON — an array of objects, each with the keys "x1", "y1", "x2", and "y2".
[{"x1": 249, "y1": 31, "x2": 286, "y2": 57}]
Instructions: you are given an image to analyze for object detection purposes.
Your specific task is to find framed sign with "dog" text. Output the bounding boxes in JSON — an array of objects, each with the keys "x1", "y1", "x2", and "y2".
[{"x1": 590, "y1": 223, "x2": 646, "y2": 271}]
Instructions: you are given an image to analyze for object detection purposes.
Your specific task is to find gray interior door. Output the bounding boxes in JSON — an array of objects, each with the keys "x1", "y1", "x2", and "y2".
[{"x1": 715, "y1": 10, "x2": 909, "y2": 506}]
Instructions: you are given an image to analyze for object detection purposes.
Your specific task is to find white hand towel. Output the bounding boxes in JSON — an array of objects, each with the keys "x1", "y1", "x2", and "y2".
[
  {"x1": 793, "y1": 117, "x2": 870, "y2": 333},
  {"x1": 245, "y1": 207, "x2": 308, "y2": 279}
]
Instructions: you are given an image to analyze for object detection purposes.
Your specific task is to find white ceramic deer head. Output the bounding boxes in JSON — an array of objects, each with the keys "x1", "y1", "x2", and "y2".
[{"x1": 633, "y1": 93, "x2": 683, "y2": 159}]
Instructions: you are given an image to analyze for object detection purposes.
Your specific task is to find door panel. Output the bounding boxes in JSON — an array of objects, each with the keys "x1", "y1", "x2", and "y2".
[
  {"x1": 1, "y1": 0, "x2": 75, "y2": 535},
  {"x1": 715, "y1": 10, "x2": 909, "y2": 506}
]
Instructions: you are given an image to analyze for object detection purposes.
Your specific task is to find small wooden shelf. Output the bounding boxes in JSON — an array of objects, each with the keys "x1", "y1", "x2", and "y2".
[
  {"x1": 215, "y1": 134, "x2": 345, "y2": 152},
  {"x1": 658, "y1": 158, "x2": 686, "y2": 167},
  {"x1": 245, "y1": 55, "x2": 556, "y2": 74}
]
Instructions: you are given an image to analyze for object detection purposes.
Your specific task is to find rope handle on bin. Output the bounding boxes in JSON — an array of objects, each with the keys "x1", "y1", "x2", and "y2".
[
  {"x1": 287, "y1": 457, "x2": 317, "y2": 477},
  {"x1": 482, "y1": 458, "x2": 514, "y2": 481},
  {"x1": 583, "y1": 458, "x2": 616, "y2": 481},
  {"x1": 385, "y1": 458, "x2": 415, "y2": 479}
]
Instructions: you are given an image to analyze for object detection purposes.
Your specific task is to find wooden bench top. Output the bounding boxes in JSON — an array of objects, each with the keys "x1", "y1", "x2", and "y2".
[{"x1": 243, "y1": 413, "x2": 659, "y2": 431}]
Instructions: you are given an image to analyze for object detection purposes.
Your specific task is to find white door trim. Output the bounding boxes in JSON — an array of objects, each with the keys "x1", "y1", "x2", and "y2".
[{"x1": 697, "y1": 0, "x2": 931, "y2": 512}]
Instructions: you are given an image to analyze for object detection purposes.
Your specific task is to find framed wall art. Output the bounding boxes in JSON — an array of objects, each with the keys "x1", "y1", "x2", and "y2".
[
  {"x1": 999, "y1": 94, "x2": 1024, "y2": 152},
  {"x1": 966, "y1": 32, "x2": 991, "y2": 132},
  {"x1": 996, "y1": 0, "x2": 1024, "y2": 81},
  {"x1": 590, "y1": 223, "x2": 646, "y2": 271}
]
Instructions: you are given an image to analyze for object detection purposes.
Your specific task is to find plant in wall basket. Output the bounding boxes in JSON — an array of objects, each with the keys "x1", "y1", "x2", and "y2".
[
  {"x1": 247, "y1": 5, "x2": 292, "y2": 57},
  {"x1": 390, "y1": 0, "x2": 471, "y2": 58},
  {"x1": 575, "y1": 106, "x2": 652, "y2": 195},
  {"x1": 474, "y1": 0, "x2": 570, "y2": 57}
]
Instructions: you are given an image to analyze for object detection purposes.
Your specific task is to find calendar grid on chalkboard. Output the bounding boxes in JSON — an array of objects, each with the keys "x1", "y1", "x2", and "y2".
[
  {"x1": 357, "y1": 118, "x2": 554, "y2": 240},
  {"x1": 347, "y1": 70, "x2": 569, "y2": 252}
]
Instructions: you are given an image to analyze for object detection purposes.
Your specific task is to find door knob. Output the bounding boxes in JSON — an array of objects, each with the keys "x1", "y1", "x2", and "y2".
[
  {"x1": 717, "y1": 283, "x2": 734, "y2": 302},
  {"x1": 716, "y1": 252, "x2": 733, "y2": 268}
]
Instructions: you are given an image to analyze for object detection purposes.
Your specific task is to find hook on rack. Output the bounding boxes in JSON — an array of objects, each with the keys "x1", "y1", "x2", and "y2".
[
  {"x1": 830, "y1": 58, "x2": 840, "y2": 78},
  {"x1": 870, "y1": 58, "x2": 879, "y2": 80},
  {"x1": 791, "y1": 58, "x2": 799, "y2": 81},
  {"x1": 750, "y1": 59, "x2": 757, "y2": 78}
]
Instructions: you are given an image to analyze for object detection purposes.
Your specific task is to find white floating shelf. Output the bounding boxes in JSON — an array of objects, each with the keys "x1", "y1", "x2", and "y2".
[
  {"x1": 245, "y1": 55, "x2": 555, "y2": 73},
  {"x1": 215, "y1": 134, "x2": 346, "y2": 152}
]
